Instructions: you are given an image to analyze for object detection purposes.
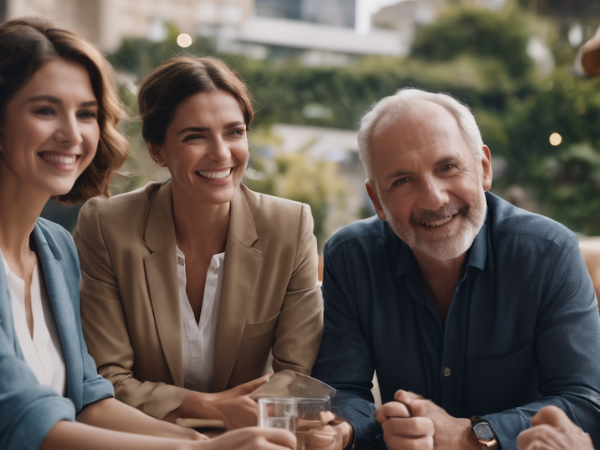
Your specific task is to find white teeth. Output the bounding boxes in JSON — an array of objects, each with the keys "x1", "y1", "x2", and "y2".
[
  {"x1": 197, "y1": 168, "x2": 232, "y2": 179},
  {"x1": 423, "y1": 216, "x2": 453, "y2": 227},
  {"x1": 41, "y1": 153, "x2": 76, "y2": 165}
]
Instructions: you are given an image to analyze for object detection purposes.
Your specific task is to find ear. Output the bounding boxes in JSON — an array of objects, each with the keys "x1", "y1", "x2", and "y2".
[
  {"x1": 366, "y1": 181, "x2": 387, "y2": 222},
  {"x1": 147, "y1": 141, "x2": 164, "y2": 164},
  {"x1": 480, "y1": 145, "x2": 493, "y2": 191}
]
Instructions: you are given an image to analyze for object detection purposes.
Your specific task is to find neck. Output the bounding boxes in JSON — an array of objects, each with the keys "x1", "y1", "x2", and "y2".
[
  {"x1": 413, "y1": 249, "x2": 467, "y2": 323},
  {"x1": 0, "y1": 164, "x2": 49, "y2": 262},
  {"x1": 171, "y1": 187, "x2": 231, "y2": 254}
]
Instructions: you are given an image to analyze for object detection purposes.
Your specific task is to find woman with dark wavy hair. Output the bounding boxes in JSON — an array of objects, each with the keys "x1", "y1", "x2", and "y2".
[{"x1": 0, "y1": 17, "x2": 295, "y2": 450}]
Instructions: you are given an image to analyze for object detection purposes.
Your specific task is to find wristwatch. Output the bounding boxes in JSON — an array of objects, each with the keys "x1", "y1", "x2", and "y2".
[{"x1": 469, "y1": 416, "x2": 498, "y2": 449}]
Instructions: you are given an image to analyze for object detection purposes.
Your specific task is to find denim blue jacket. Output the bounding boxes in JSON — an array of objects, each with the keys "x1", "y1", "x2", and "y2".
[
  {"x1": 311, "y1": 192, "x2": 600, "y2": 450},
  {"x1": 0, "y1": 218, "x2": 114, "y2": 450}
]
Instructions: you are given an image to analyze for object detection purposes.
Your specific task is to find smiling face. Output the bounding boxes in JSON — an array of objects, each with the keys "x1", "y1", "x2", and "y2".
[
  {"x1": 149, "y1": 89, "x2": 249, "y2": 206},
  {"x1": 366, "y1": 101, "x2": 492, "y2": 262},
  {"x1": 0, "y1": 59, "x2": 99, "y2": 199}
]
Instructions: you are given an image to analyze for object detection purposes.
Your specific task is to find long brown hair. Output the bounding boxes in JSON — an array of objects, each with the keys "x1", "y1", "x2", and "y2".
[{"x1": 0, "y1": 17, "x2": 129, "y2": 204}]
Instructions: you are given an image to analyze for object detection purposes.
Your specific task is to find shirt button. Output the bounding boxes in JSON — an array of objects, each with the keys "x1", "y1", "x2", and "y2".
[{"x1": 443, "y1": 367, "x2": 451, "y2": 377}]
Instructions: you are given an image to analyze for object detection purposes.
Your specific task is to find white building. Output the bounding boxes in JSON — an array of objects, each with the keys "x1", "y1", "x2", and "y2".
[{"x1": 4, "y1": 0, "x2": 406, "y2": 63}]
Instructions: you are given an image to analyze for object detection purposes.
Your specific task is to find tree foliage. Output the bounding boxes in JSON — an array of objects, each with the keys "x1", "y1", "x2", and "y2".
[{"x1": 106, "y1": 0, "x2": 600, "y2": 236}]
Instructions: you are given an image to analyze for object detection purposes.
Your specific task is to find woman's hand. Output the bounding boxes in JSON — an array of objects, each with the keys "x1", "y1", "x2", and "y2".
[
  {"x1": 169, "y1": 373, "x2": 272, "y2": 429},
  {"x1": 199, "y1": 427, "x2": 296, "y2": 450},
  {"x1": 211, "y1": 373, "x2": 272, "y2": 401}
]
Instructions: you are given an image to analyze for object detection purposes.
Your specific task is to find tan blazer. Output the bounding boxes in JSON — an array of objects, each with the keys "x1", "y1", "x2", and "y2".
[{"x1": 74, "y1": 182, "x2": 324, "y2": 420}]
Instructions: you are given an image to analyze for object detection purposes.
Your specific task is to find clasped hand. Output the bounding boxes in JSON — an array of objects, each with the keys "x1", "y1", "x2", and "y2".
[{"x1": 374, "y1": 390, "x2": 477, "y2": 450}]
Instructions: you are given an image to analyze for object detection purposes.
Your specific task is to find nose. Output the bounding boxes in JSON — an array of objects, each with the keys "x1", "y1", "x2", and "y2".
[
  {"x1": 417, "y1": 176, "x2": 449, "y2": 211},
  {"x1": 208, "y1": 136, "x2": 231, "y2": 161},
  {"x1": 55, "y1": 114, "x2": 83, "y2": 146}
]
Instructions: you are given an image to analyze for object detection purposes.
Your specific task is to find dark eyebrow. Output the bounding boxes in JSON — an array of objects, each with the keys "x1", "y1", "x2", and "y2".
[
  {"x1": 26, "y1": 95, "x2": 98, "y2": 108},
  {"x1": 176, "y1": 121, "x2": 246, "y2": 136},
  {"x1": 176, "y1": 126, "x2": 209, "y2": 136}
]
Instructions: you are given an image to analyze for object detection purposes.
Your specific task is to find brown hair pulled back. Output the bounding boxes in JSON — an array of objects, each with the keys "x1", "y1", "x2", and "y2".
[
  {"x1": 138, "y1": 56, "x2": 253, "y2": 146},
  {"x1": 0, "y1": 17, "x2": 129, "y2": 204}
]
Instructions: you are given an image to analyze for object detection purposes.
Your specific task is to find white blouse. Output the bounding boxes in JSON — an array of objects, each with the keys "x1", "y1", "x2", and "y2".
[
  {"x1": 1, "y1": 251, "x2": 67, "y2": 396},
  {"x1": 176, "y1": 246, "x2": 225, "y2": 393}
]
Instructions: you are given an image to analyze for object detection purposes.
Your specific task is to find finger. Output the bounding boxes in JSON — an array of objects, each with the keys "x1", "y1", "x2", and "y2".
[
  {"x1": 304, "y1": 427, "x2": 337, "y2": 449},
  {"x1": 319, "y1": 411, "x2": 336, "y2": 425},
  {"x1": 408, "y1": 399, "x2": 433, "y2": 418},
  {"x1": 531, "y1": 406, "x2": 570, "y2": 429},
  {"x1": 382, "y1": 417, "x2": 434, "y2": 438},
  {"x1": 258, "y1": 428, "x2": 297, "y2": 449},
  {"x1": 517, "y1": 425, "x2": 564, "y2": 450},
  {"x1": 241, "y1": 374, "x2": 273, "y2": 393},
  {"x1": 394, "y1": 390, "x2": 424, "y2": 405},
  {"x1": 375, "y1": 401, "x2": 411, "y2": 423},
  {"x1": 384, "y1": 434, "x2": 433, "y2": 450}
]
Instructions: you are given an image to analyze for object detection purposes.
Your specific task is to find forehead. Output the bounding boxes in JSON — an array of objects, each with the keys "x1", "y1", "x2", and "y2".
[
  {"x1": 369, "y1": 102, "x2": 472, "y2": 176},
  {"x1": 171, "y1": 89, "x2": 244, "y2": 125},
  {"x1": 15, "y1": 59, "x2": 94, "y2": 101}
]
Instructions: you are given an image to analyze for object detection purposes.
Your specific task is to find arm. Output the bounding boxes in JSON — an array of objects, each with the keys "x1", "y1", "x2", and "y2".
[
  {"x1": 74, "y1": 199, "x2": 190, "y2": 420},
  {"x1": 271, "y1": 203, "x2": 324, "y2": 374},
  {"x1": 485, "y1": 240, "x2": 600, "y2": 450},
  {"x1": 0, "y1": 323, "x2": 75, "y2": 450},
  {"x1": 41, "y1": 420, "x2": 297, "y2": 450},
  {"x1": 310, "y1": 239, "x2": 381, "y2": 450}
]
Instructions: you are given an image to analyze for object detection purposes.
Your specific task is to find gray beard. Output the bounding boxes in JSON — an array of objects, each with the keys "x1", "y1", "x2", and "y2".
[{"x1": 384, "y1": 190, "x2": 487, "y2": 262}]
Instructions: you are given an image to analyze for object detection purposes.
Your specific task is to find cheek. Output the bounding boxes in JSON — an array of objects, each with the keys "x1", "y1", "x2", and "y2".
[
  {"x1": 82, "y1": 125, "x2": 100, "y2": 161},
  {"x1": 232, "y1": 141, "x2": 249, "y2": 165}
]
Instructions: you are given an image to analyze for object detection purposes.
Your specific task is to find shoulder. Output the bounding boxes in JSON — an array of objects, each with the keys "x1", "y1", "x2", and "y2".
[
  {"x1": 325, "y1": 216, "x2": 391, "y2": 254},
  {"x1": 79, "y1": 182, "x2": 159, "y2": 220},
  {"x1": 486, "y1": 192, "x2": 578, "y2": 248},
  {"x1": 240, "y1": 185, "x2": 310, "y2": 235},
  {"x1": 36, "y1": 217, "x2": 73, "y2": 246}
]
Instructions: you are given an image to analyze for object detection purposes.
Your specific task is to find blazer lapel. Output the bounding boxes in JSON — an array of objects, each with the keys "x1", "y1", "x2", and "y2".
[
  {"x1": 143, "y1": 182, "x2": 184, "y2": 386},
  {"x1": 212, "y1": 186, "x2": 263, "y2": 392},
  {"x1": 33, "y1": 224, "x2": 82, "y2": 401}
]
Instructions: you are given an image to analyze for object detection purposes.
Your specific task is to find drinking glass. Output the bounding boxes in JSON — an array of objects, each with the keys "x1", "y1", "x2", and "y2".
[
  {"x1": 295, "y1": 398, "x2": 332, "y2": 450},
  {"x1": 258, "y1": 397, "x2": 298, "y2": 433}
]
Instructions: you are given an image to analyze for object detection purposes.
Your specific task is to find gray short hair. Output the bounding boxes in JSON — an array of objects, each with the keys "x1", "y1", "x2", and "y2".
[{"x1": 357, "y1": 88, "x2": 484, "y2": 181}]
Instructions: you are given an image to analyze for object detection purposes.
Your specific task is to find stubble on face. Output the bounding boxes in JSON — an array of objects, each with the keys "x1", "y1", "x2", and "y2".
[{"x1": 382, "y1": 185, "x2": 487, "y2": 262}]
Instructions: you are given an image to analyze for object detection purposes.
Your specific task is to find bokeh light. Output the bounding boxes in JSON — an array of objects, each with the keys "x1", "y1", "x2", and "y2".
[
  {"x1": 549, "y1": 133, "x2": 562, "y2": 146},
  {"x1": 177, "y1": 33, "x2": 192, "y2": 48}
]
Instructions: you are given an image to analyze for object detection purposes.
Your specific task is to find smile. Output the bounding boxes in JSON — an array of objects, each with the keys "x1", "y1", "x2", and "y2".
[
  {"x1": 38, "y1": 151, "x2": 80, "y2": 171},
  {"x1": 422, "y1": 214, "x2": 456, "y2": 227},
  {"x1": 196, "y1": 168, "x2": 232, "y2": 179}
]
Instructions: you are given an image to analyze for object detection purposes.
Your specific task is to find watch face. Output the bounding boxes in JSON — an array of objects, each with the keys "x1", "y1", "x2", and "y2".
[{"x1": 473, "y1": 422, "x2": 496, "y2": 441}]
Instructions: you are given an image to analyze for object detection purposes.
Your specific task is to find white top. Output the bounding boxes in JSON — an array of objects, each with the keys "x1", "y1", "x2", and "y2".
[
  {"x1": 1, "y1": 251, "x2": 67, "y2": 396},
  {"x1": 176, "y1": 246, "x2": 225, "y2": 393}
]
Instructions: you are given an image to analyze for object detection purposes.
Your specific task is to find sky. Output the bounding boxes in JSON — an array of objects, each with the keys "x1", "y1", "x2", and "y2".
[{"x1": 356, "y1": 0, "x2": 409, "y2": 33}]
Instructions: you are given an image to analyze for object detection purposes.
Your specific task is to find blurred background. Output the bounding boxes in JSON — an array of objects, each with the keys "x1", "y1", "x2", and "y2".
[{"x1": 4, "y1": 0, "x2": 600, "y2": 251}]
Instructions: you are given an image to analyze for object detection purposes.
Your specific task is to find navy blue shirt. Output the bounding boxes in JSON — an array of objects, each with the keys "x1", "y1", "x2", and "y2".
[{"x1": 311, "y1": 192, "x2": 600, "y2": 450}]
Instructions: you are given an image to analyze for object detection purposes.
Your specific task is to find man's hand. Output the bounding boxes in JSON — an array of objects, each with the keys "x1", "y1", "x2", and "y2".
[
  {"x1": 517, "y1": 406, "x2": 595, "y2": 450},
  {"x1": 303, "y1": 411, "x2": 354, "y2": 450},
  {"x1": 375, "y1": 390, "x2": 479, "y2": 450}
]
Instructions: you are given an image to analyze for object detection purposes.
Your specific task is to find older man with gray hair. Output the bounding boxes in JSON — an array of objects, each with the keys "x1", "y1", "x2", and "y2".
[{"x1": 310, "y1": 88, "x2": 600, "y2": 450}]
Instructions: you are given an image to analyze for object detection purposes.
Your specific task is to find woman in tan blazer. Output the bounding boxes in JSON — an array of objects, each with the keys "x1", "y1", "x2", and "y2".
[{"x1": 74, "y1": 56, "x2": 324, "y2": 429}]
